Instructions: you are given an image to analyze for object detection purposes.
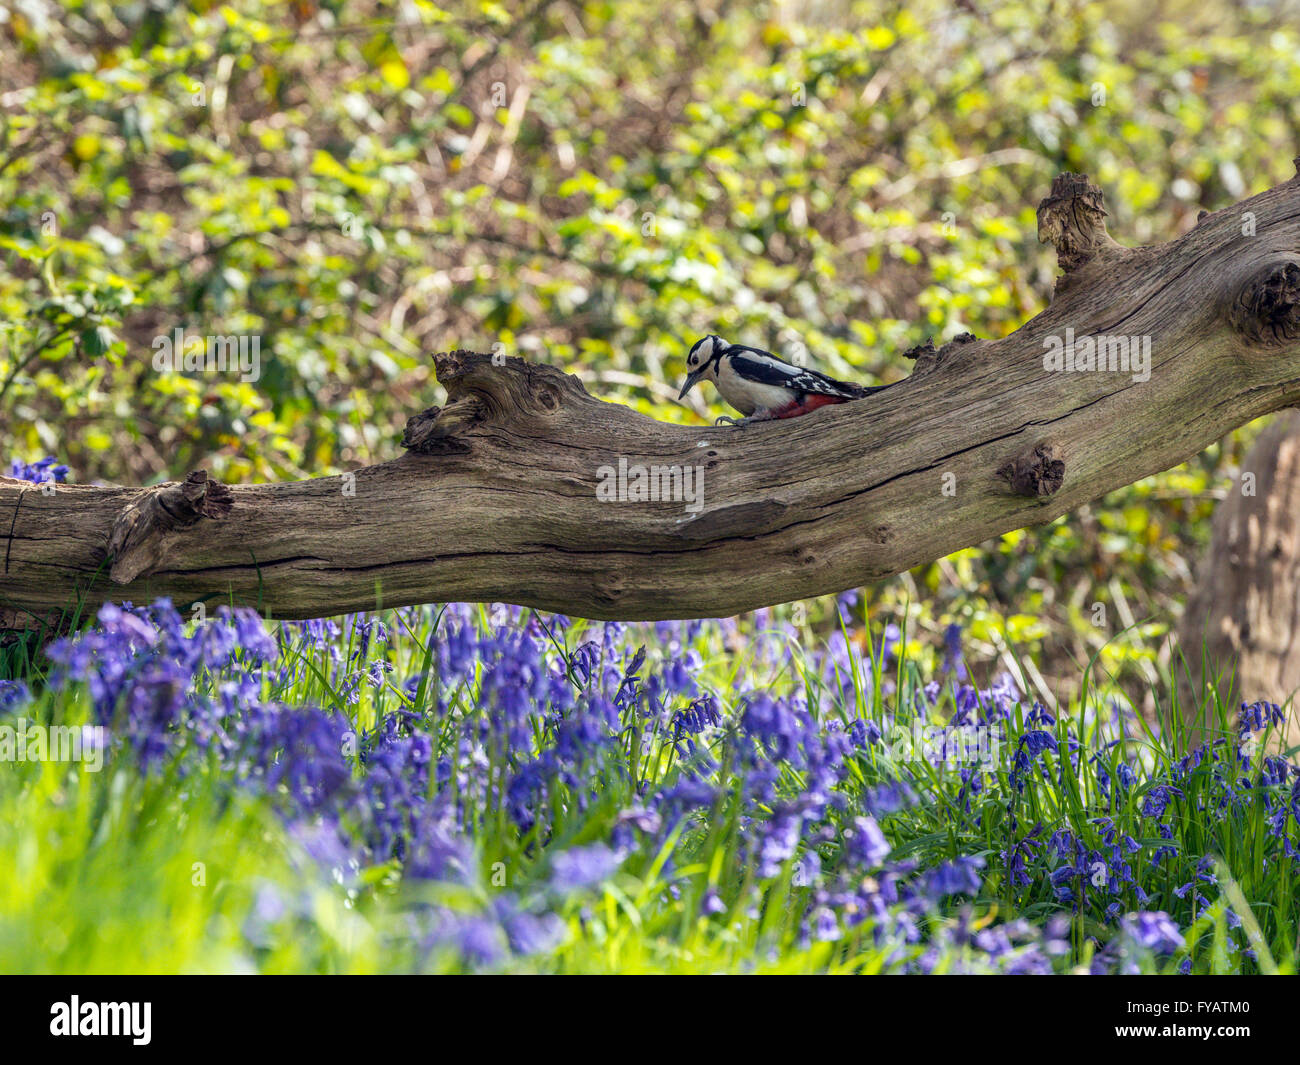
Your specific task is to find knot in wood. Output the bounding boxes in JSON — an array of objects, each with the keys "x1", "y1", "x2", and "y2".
[
  {"x1": 402, "y1": 401, "x2": 482, "y2": 453},
  {"x1": 107, "y1": 470, "x2": 233, "y2": 584},
  {"x1": 177, "y1": 469, "x2": 234, "y2": 519},
  {"x1": 999, "y1": 443, "x2": 1065, "y2": 498},
  {"x1": 1230, "y1": 260, "x2": 1300, "y2": 348},
  {"x1": 534, "y1": 384, "x2": 562, "y2": 412}
]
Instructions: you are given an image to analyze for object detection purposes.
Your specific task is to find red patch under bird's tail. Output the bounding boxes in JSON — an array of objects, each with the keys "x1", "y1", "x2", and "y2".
[{"x1": 772, "y1": 394, "x2": 848, "y2": 419}]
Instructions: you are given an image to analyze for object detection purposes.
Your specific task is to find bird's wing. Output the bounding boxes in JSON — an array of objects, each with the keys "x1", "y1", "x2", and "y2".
[{"x1": 726, "y1": 347, "x2": 865, "y2": 399}]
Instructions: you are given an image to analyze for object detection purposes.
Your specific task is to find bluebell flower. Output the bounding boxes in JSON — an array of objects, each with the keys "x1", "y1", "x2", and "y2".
[
  {"x1": 941, "y1": 622, "x2": 968, "y2": 681},
  {"x1": 811, "y1": 906, "x2": 841, "y2": 941},
  {"x1": 924, "y1": 856, "x2": 984, "y2": 899},
  {"x1": 1141, "y1": 784, "x2": 1184, "y2": 819},
  {"x1": 880, "y1": 623, "x2": 902, "y2": 663},
  {"x1": 493, "y1": 897, "x2": 566, "y2": 955},
  {"x1": 861, "y1": 779, "x2": 915, "y2": 816},
  {"x1": 1123, "y1": 911, "x2": 1184, "y2": 954},
  {"x1": 550, "y1": 843, "x2": 620, "y2": 892},
  {"x1": 700, "y1": 888, "x2": 726, "y2": 916},
  {"x1": 425, "y1": 913, "x2": 507, "y2": 966},
  {"x1": 0, "y1": 680, "x2": 31, "y2": 713},
  {"x1": 844, "y1": 815, "x2": 891, "y2": 869}
]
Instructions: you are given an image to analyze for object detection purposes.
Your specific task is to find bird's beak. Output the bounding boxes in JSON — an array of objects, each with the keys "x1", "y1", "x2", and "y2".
[{"x1": 678, "y1": 369, "x2": 704, "y2": 400}]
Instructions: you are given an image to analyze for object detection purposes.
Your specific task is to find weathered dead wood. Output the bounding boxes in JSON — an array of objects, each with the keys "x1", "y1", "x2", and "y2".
[
  {"x1": 4, "y1": 168, "x2": 1300, "y2": 626},
  {"x1": 1177, "y1": 411, "x2": 1300, "y2": 751},
  {"x1": 106, "y1": 470, "x2": 234, "y2": 584}
]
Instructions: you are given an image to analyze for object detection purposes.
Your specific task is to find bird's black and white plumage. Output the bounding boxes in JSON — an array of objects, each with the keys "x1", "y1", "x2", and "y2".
[{"x1": 677, "y1": 335, "x2": 883, "y2": 425}]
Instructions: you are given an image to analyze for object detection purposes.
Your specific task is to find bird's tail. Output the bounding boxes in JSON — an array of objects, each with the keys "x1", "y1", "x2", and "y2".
[{"x1": 843, "y1": 381, "x2": 893, "y2": 399}]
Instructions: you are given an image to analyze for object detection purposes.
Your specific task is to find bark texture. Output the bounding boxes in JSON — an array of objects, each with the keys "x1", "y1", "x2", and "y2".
[
  {"x1": 1178, "y1": 412, "x2": 1300, "y2": 750},
  {"x1": 4, "y1": 168, "x2": 1300, "y2": 627}
]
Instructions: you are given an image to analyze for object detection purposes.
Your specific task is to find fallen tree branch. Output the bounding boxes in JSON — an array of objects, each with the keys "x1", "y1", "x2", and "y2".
[{"x1": 4, "y1": 168, "x2": 1300, "y2": 626}]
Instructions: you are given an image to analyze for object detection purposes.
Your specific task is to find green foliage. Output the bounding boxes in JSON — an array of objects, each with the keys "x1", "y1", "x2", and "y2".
[{"x1": 2, "y1": 0, "x2": 1297, "y2": 687}]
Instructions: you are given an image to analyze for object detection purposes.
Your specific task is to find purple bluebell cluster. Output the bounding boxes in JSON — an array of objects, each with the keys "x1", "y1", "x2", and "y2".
[
  {"x1": 8, "y1": 591, "x2": 1296, "y2": 973},
  {"x1": 9, "y1": 456, "x2": 69, "y2": 483}
]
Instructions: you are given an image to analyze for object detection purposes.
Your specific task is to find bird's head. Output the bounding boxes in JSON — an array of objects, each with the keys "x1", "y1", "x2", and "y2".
[{"x1": 678, "y1": 334, "x2": 729, "y2": 399}]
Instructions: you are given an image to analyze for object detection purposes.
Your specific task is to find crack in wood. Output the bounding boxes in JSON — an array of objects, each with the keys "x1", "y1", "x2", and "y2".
[{"x1": 3, "y1": 487, "x2": 27, "y2": 575}]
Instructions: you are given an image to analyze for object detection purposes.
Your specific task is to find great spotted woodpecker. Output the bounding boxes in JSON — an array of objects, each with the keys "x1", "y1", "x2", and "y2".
[{"x1": 677, "y1": 335, "x2": 884, "y2": 425}]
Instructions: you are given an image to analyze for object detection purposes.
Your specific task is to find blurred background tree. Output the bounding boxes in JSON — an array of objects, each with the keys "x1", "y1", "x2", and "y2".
[{"x1": 4, "y1": 0, "x2": 1300, "y2": 709}]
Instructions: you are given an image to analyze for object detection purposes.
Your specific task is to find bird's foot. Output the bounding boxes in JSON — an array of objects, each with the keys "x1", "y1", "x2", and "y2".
[{"x1": 714, "y1": 411, "x2": 774, "y2": 427}]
